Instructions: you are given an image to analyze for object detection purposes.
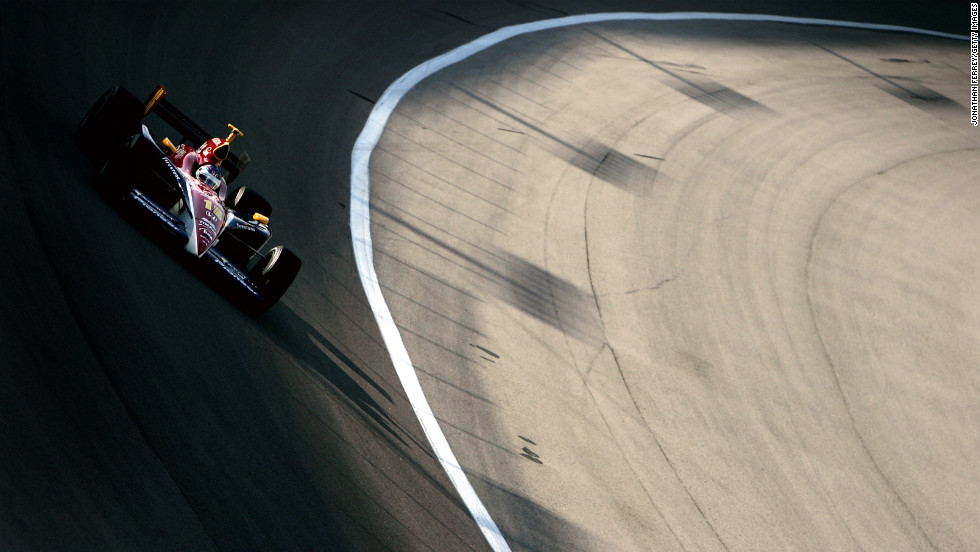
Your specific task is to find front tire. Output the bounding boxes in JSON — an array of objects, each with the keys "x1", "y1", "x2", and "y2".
[{"x1": 249, "y1": 245, "x2": 301, "y2": 314}]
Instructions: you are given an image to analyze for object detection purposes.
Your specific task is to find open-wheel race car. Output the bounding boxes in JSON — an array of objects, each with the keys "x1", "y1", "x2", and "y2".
[{"x1": 75, "y1": 85, "x2": 301, "y2": 315}]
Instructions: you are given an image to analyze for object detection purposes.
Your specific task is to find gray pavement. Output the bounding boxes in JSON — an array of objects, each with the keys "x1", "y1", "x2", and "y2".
[{"x1": 371, "y1": 19, "x2": 978, "y2": 552}]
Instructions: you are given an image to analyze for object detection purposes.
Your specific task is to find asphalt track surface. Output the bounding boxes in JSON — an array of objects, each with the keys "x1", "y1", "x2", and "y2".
[{"x1": 0, "y1": 2, "x2": 974, "y2": 551}]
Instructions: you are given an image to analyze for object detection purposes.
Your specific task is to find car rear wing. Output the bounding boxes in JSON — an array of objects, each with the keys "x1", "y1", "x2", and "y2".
[{"x1": 141, "y1": 86, "x2": 251, "y2": 183}]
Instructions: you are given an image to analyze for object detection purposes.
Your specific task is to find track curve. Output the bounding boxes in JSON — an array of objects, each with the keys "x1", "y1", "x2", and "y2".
[
  {"x1": 0, "y1": 2, "x2": 970, "y2": 551},
  {"x1": 368, "y1": 15, "x2": 976, "y2": 552}
]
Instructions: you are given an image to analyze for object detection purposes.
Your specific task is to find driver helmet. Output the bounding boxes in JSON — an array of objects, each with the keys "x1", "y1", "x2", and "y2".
[{"x1": 195, "y1": 164, "x2": 225, "y2": 192}]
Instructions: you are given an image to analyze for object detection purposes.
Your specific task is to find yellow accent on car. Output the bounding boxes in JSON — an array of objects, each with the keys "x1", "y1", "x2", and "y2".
[
  {"x1": 253, "y1": 213, "x2": 269, "y2": 224},
  {"x1": 226, "y1": 124, "x2": 244, "y2": 143},
  {"x1": 144, "y1": 85, "x2": 166, "y2": 116}
]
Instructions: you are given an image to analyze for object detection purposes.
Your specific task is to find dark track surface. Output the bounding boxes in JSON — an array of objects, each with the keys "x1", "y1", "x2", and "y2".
[{"x1": 0, "y1": 2, "x2": 963, "y2": 550}]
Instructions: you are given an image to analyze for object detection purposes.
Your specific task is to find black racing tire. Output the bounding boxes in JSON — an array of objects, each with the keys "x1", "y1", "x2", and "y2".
[
  {"x1": 227, "y1": 186, "x2": 272, "y2": 220},
  {"x1": 217, "y1": 226, "x2": 268, "y2": 268},
  {"x1": 92, "y1": 131, "x2": 161, "y2": 200},
  {"x1": 92, "y1": 133, "x2": 140, "y2": 199},
  {"x1": 249, "y1": 245, "x2": 301, "y2": 314},
  {"x1": 75, "y1": 86, "x2": 143, "y2": 167}
]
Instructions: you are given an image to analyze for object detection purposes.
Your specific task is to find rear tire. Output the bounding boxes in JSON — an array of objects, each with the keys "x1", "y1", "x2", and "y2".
[
  {"x1": 92, "y1": 133, "x2": 140, "y2": 199},
  {"x1": 228, "y1": 186, "x2": 272, "y2": 219},
  {"x1": 93, "y1": 131, "x2": 162, "y2": 200},
  {"x1": 75, "y1": 87, "x2": 143, "y2": 167}
]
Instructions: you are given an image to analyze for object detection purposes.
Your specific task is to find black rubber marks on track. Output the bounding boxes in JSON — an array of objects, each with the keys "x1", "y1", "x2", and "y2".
[{"x1": 519, "y1": 436, "x2": 543, "y2": 464}]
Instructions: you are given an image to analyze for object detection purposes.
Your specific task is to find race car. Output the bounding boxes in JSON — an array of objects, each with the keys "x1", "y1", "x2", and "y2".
[{"x1": 75, "y1": 85, "x2": 301, "y2": 315}]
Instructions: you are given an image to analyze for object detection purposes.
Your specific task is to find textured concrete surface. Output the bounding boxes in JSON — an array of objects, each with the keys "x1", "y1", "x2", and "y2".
[{"x1": 370, "y1": 20, "x2": 978, "y2": 551}]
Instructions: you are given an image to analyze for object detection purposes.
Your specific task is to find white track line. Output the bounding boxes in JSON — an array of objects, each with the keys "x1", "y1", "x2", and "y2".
[{"x1": 349, "y1": 13, "x2": 964, "y2": 552}]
